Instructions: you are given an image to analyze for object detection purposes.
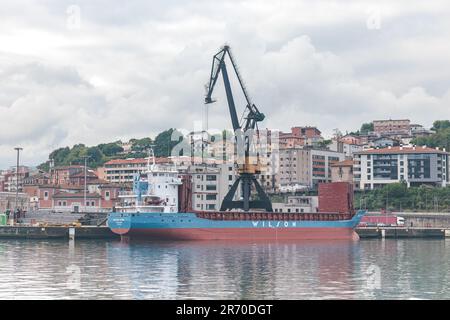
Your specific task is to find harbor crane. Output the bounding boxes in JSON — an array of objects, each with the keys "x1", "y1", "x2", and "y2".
[{"x1": 205, "y1": 45, "x2": 273, "y2": 212}]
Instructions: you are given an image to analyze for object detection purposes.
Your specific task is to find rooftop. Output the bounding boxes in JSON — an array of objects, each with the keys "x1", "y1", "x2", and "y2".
[
  {"x1": 70, "y1": 171, "x2": 98, "y2": 178},
  {"x1": 104, "y1": 157, "x2": 170, "y2": 165},
  {"x1": 355, "y1": 146, "x2": 448, "y2": 155}
]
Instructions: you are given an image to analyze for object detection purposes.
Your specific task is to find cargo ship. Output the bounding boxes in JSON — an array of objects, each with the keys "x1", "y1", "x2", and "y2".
[
  {"x1": 107, "y1": 160, "x2": 366, "y2": 241},
  {"x1": 108, "y1": 45, "x2": 366, "y2": 241}
]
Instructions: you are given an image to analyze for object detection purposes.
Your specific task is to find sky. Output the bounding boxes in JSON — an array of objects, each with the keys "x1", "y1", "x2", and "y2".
[{"x1": 1, "y1": 0, "x2": 450, "y2": 168}]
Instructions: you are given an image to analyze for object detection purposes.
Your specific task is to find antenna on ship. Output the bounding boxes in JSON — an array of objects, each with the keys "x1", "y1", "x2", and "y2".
[{"x1": 147, "y1": 145, "x2": 156, "y2": 172}]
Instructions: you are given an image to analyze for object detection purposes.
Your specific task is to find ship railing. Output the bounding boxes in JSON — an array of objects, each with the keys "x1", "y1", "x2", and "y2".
[{"x1": 192, "y1": 210, "x2": 352, "y2": 221}]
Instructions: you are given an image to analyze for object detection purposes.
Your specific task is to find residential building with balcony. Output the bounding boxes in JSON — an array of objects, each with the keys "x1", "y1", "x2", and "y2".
[
  {"x1": 279, "y1": 126, "x2": 323, "y2": 148},
  {"x1": 50, "y1": 165, "x2": 84, "y2": 185},
  {"x1": 373, "y1": 119, "x2": 411, "y2": 136},
  {"x1": 188, "y1": 163, "x2": 239, "y2": 211},
  {"x1": 353, "y1": 146, "x2": 449, "y2": 190},
  {"x1": 102, "y1": 158, "x2": 170, "y2": 184},
  {"x1": 278, "y1": 147, "x2": 345, "y2": 189}
]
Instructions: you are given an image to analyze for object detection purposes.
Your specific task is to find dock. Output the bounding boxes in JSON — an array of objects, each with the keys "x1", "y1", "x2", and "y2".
[
  {"x1": 0, "y1": 225, "x2": 119, "y2": 240},
  {"x1": 356, "y1": 227, "x2": 450, "y2": 239}
]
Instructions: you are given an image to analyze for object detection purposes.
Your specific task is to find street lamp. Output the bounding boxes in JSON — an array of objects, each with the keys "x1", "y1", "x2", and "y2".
[
  {"x1": 82, "y1": 156, "x2": 90, "y2": 213},
  {"x1": 13, "y1": 147, "x2": 23, "y2": 224}
]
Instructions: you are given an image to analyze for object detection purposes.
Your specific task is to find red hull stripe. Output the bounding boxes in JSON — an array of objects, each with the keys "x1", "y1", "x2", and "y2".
[{"x1": 112, "y1": 227, "x2": 359, "y2": 241}]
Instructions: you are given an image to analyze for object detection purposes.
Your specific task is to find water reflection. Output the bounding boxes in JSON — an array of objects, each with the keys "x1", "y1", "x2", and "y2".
[
  {"x1": 1, "y1": 239, "x2": 450, "y2": 299},
  {"x1": 104, "y1": 240, "x2": 359, "y2": 299}
]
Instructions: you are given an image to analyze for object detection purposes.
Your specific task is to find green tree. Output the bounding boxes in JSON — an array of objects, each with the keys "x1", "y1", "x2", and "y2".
[
  {"x1": 360, "y1": 122, "x2": 374, "y2": 134},
  {"x1": 316, "y1": 139, "x2": 332, "y2": 149},
  {"x1": 98, "y1": 143, "x2": 123, "y2": 156},
  {"x1": 412, "y1": 127, "x2": 450, "y2": 151},
  {"x1": 131, "y1": 137, "x2": 154, "y2": 152},
  {"x1": 86, "y1": 146, "x2": 104, "y2": 167},
  {"x1": 154, "y1": 128, "x2": 182, "y2": 157},
  {"x1": 432, "y1": 120, "x2": 450, "y2": 131},
  {"x1": 49, "y1": 147, "x2": 71, "y2": 166}
]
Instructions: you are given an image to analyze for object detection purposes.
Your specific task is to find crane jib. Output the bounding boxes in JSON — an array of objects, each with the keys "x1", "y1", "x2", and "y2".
[{"x1": 203, "y1": 45, "x2": 273, "y2": 212}]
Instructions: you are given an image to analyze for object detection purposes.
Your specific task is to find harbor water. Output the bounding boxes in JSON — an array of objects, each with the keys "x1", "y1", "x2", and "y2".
[{"x1": 1, "y1": 239, "x2": 450, "y2": 299}]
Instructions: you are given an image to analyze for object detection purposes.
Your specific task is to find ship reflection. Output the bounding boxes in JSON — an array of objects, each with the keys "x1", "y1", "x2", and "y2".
[{"x1": 106, "y1": 240, "x2": 359, "y2": 299}]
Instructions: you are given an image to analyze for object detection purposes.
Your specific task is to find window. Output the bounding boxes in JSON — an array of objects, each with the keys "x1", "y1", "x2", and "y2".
[
  {"x1": 206, "y1": 185, "x2": 216, "y2": 191},
  {"x1": 91, "y1": 201, "x2": 95, "y2": 206},
  {"x1": 44, "y1": 191, "x2": 49, "y2": 200},
  {"x1": 105, "y1": 191, "x2": 110, "y2": 200},
  {"x1": 367, "y1": 175, "x2": 371, "y2": 180},
  {"x1": 206, "y1": 194, "x2": 216, "y2": 201}
]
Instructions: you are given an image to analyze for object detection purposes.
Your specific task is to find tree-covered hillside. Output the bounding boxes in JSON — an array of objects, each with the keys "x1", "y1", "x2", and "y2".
[{"x1": 38, "y1": 128, "x2": 182, "y2": 170}]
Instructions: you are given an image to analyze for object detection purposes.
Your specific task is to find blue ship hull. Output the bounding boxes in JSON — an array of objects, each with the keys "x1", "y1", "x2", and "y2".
[{"x1": 108, "y1": 210, "x2": 366, "y2": 241}]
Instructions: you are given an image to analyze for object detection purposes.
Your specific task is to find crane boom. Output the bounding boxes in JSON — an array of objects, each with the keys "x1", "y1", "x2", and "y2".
[{"x1": 204, "y1": 45, "x2": 273, "y2": 212}]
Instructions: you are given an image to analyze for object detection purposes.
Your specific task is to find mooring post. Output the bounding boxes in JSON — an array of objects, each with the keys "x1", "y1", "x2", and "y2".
[{"x1": 69, "y1": 227, "x2": 75, "y2": 241}]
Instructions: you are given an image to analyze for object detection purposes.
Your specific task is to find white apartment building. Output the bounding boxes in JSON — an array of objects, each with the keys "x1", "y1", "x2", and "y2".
[
  {"x1": 354, "y1": 146, "x2": 449, "y2": 190},
  {"x1": 189, "y1": 163, "x2": 239, "y2": 211}
]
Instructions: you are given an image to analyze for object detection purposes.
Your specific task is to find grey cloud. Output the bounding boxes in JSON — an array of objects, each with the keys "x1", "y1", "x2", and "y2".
[{"x1": 1, "y1": 0, "x2": 450, "y2": 167}]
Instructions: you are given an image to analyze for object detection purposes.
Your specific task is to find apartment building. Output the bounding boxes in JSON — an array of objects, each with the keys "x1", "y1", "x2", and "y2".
[
  {"x1": 1, "y1": 166, "x2": 30, "y2": 192},
  {"x1": 102, "y1": 158, "x2": 170, "y2": 184},
  {"x1": 353, "y1": 146, "x2": 449, "y2": 190},
  {"x1": 373, "y1": 119, "x2": 411, "y2": 135},
  {"x1": 189, "y1": 164, "x2": 239, "y2": 211},
  {"x1": 278, "y1": 147, "x2": 345, "y2": 189},
  {"x1": 279, "y1": 126, "x2": 323, "y2": 148}
]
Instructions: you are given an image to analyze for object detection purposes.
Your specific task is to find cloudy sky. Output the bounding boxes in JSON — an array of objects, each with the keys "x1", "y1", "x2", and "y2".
[{"x1": 1, "y1": 0, "x2": 450, "y2": 168}]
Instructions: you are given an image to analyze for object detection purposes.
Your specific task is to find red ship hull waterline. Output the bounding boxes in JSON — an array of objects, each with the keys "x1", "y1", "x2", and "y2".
[{"x1": 111, "y1": 227, "x2": 360, "y2": 241}]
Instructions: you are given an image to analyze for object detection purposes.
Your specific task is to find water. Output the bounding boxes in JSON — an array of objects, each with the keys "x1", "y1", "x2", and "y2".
[{"x1": 1, "y1": 238, "x2": 450, "y2": 299}]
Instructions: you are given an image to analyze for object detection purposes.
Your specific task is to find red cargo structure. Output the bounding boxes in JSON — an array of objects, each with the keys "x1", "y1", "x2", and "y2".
[{"x1": 318, "y1": 182, "x2": 354, "y2": 214}]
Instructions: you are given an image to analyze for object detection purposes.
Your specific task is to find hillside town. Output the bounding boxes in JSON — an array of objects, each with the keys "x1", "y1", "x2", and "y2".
[{"x1": 0, "y1": 118, "x2": 447, "y2": 215}]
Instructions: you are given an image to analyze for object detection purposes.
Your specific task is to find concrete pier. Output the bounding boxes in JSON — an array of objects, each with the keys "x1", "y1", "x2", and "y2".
[
  {"x1": 356, "y1": 227, "x2": 448, "y2": 239},
  {"x1": 0, "y1": 225, "x2": 119, "y2": 240}
]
